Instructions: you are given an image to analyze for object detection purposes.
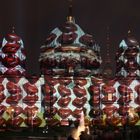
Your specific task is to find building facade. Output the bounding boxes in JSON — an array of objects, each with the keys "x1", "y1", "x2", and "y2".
[{"x1": 0, "y1": 9, "x2": 139, "y2": 128}]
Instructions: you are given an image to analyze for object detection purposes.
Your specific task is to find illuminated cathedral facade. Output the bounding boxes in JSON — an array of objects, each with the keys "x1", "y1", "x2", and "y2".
[{"x1": 0, "y1": 5, "x2": 139, "y2": 128}]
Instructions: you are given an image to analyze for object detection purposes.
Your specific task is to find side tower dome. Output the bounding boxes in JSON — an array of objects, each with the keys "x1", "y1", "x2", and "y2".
[
  {"x1": 116, "y1": 31, "x2": 140, "y2": 77},
  {"x1": 39, "y1": 4, "x2": 102, "y2": 77},
  {"x1": 0, "y1": 27, "x2": 26, "y2": 76}
]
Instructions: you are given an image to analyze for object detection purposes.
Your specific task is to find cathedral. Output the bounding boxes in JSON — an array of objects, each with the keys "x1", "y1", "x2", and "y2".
[{"x1": 0, "y1": 4, "x2": 139, "y2": 129}]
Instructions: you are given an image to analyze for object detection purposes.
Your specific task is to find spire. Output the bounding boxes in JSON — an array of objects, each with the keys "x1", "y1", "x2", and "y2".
[
  {"x1": 68, "y1": 0, "x2": 73, "y2": 17},
  {"x1": 67, "y1": 0, "x2": 75, "y2": 22}
]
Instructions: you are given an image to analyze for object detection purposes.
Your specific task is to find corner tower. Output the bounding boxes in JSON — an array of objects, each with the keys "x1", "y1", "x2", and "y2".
[
  {"x1": 116, "y1": 31, "x2": 140, "y2": 77},
  {"x1": 0, "y1": 27, "x2": 26, "y2": 76}
]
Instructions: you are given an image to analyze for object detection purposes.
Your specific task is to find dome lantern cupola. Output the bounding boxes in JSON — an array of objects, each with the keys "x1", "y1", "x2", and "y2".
[{"x1": 66, "y1": 0, "x2": 75, "y2": 23}]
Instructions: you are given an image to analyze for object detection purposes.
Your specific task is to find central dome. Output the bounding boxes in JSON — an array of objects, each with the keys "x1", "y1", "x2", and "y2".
[{"x1": 39, "y1": 17, "x2": 102, "y2": 76}]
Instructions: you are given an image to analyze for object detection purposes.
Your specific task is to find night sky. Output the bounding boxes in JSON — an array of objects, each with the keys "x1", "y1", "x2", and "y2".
[{"x1": 0, "y1": 0, "x2": 140, "y2": 75}]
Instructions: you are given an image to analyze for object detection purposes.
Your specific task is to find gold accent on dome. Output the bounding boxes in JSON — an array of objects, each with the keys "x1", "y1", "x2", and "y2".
[{"x1": 67, "y1": 16, "x2": 74, "y2": 22}]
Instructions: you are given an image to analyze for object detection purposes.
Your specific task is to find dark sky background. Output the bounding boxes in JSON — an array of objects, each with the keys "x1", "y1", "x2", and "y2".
[{"x1": 0, "y1": 0, "x2": 140, "y2": 75}]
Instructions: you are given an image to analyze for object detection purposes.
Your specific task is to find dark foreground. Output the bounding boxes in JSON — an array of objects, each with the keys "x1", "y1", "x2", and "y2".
[{"x1": 0, "y1": 126, "x2": 140, "y2": 140}]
